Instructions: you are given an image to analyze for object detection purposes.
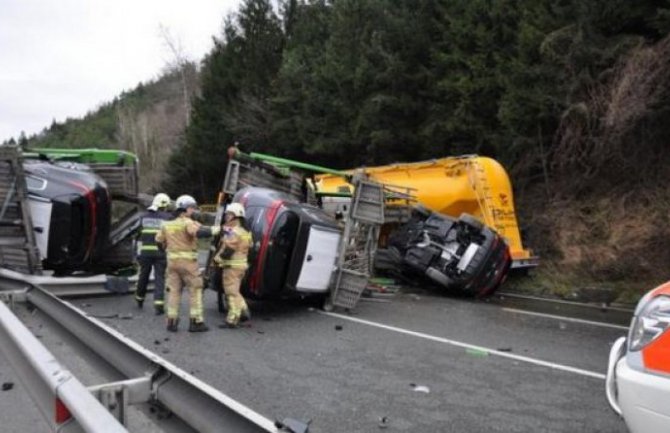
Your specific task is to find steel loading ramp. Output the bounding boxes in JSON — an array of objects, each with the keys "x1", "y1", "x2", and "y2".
[{"x1": 0, "y1": 146, "x2": 41, "y2": 274}]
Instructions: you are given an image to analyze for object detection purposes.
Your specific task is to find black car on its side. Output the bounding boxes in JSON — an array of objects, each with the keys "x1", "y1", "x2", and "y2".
[
  {"x1": 219, "y1": 187, "x2": 342, "y2": 300},
  {"x1": 23, "y1": 159, "x2": 112, "y2": 273},
  {"x1": 377, "y1": 208, "x2": 511, "y2": 297}
]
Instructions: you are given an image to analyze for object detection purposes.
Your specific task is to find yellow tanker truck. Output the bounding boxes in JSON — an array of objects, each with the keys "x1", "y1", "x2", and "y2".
[{"x1": 314, "y1": 155, "x2": 537, "y2": 270}]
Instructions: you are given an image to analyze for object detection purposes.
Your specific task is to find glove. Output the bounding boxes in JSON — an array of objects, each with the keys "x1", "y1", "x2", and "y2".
[
  {"x1": 214, "y1": 255, "x2": 225, "y2": 266},
  {"x1": 211, "y1": 226, "x2": 221, "y2": 236}
]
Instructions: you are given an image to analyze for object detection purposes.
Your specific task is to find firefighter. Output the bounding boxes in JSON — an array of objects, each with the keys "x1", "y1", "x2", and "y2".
[
  {"x1": 156, "y1": 194, "x2": 220, "y2": 332},
  {"x1": 134, "y1": 193, "x2": 172, "y2": 314},
  {"x1": 214, "y1": 202, "x2": 252, "y2": 328}
]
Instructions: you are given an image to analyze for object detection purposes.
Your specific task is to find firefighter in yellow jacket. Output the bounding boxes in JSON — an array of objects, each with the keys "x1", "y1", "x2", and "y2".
[
  {"x1": 215, "y1": 202, "x2": 252, "y2": 328},
  {"x1": 156, "y1": 194, "x2": 220, "y2": 332}
]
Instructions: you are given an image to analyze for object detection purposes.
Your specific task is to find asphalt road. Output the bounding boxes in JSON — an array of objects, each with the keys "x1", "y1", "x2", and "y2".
[{"x1": 2, "y1": 288, "x2": 628, "y2": 432}]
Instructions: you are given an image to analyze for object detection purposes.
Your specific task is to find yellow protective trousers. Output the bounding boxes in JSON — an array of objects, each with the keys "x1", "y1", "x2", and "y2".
[
  {"x1": 166, "y1": 259, "x2": 204, "y2": 322},
  {"x1": 223, "y1": 267, "x2": 248, "y2": 325}
]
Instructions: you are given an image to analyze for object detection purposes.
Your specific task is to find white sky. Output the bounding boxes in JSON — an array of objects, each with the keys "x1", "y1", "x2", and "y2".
[{"x1": 0, "y1": 0, "x2": 241, "y2": 141}]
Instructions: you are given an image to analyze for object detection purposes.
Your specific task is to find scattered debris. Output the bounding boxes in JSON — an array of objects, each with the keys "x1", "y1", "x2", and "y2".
[
  {"x1": 2, "y1": 382, "x2": 14, "y2": 391},
  {"x1": 378, "y1": 416, "x2": 389, "y2": 429},
  {"x1": 163, "y1": 337, "x2": 170, "y2": 342},
  {"x1": 334, "y1": 325, "x2": 343, "y2": 331},
  {"x1": 497, "y1": 347, "x2": 513, "y2": 352},
  {"x1": 275, "y1": 417, "x2": 311, "y2": 433},
  {"x1": 161, "y1": 349, "x2": 170, "y2": 354},
  {"x1": 153, "y1": 340, "x2": 161, "y2": 345},
  {"x1": 119, "y1": 313, "x2": 133, "y2": 320},
  {"x1": 466, "y1": 348, "x2": 489, "y2": 358},
  {"x1": 364, "y1": 278, "x2": 401, "y2": 299},
  {"x1": 410, "y1": 383, "x2": 431, "y2": 393},
  {"x1": 257, "y1": 330, "x2": 265, "y2": 335},
  {"x1": 88, "y1": 313, "x2": 119, "y2": 319}
]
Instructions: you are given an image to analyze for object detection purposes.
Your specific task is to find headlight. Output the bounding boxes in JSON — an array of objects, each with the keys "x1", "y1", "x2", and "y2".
[{"x1": 629, "y1": 295, "x2": 670, "y2": 351}]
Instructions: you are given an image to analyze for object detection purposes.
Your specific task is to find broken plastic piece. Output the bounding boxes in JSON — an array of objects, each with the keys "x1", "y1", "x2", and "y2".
[
  {"x1": 410, "y1": 384, "x2": 430, "y2": 393},
  {"x1": 275, "y1": 417, "x2": 311, "y2": 433},
  {"x1": 466, "y1": 348, "x2": 489, "y2": 357}
]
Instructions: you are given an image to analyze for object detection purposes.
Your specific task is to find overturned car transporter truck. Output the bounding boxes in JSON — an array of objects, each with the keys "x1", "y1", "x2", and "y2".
[{"x1": 205, "y1": 148, "x2": 521, "y2": 307}]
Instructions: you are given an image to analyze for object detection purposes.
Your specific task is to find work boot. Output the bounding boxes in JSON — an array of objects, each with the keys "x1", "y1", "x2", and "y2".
[
  {"x1": 218, "y1": 321, "x2": 238, "y2": 329},
  {"x1": 188, "y1": 319, "x2": 209, "y2": 333},
  {"x1": 154, "y1": 304, "x2": 164, "y2": 316},
  {"x1": 166, "y1": 318, "x2": 179, "y2": 332},
  {"x1": 134, "y1": 295, "x2": 144, "y2": 309}
]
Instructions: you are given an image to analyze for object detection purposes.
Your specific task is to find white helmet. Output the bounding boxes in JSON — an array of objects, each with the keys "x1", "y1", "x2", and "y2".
[
  {"x1": 148, "y1": 193, "x2": 170, "y2": 211},
  {"x1": 226, "y1": 202, "x2": 245, "y2": 218},
  {"x1": 176, "y1": 194, "x2": 198, "y2": 211}
]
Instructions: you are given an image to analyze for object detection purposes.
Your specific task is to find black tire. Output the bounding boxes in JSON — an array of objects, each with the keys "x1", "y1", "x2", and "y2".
[{"x1": 459, "y1": 213, "x2": 484, "y2": 231}]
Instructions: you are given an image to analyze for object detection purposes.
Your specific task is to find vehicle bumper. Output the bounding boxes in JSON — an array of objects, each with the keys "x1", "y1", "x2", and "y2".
[{"x1": 606, "y1": 337, "x2": 670, "y2": 433}]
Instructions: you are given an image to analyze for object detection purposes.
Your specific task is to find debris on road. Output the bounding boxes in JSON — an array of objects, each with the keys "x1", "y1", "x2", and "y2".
[
  {"x1": 364, "y1": 278, "x2": 401, "y2": 299},
  {"x1": 378, "y1": 416, "x2": 389, "y2": 429},
  {"x1": 335, "y1": 325, "x2": 343, "y2": 331},
  {"x1": 466, "y1": 348, "x2": 489, "y2": 358},
  {"x1": 410, "y1": 383, "x2": 431, "y2": 393},
  {"x1": 2, "y1": 382, "x2": 14, "y2": 391},
  {"x1": 497, "y1": 347, "x2": 513, "y2": 352},
  {"x1": 275, "y1": 417, "x2": 311, "y2": 433},
  {"x1": 88, "y1": 313, "x2": 119, "y2": 319}
]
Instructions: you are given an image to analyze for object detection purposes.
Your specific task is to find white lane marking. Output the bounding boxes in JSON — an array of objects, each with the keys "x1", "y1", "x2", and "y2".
[
  {"x1": 502, "y1": 308, "x2": 630, "y2": 330},
  {"x1": 318, "y1": 311, "x2": 606, "y2": 380}
]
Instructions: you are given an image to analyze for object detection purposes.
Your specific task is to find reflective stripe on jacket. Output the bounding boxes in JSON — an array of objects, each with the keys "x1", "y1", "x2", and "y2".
[
  {"x1": 138, "y1": 210, "x2": 173, "y2": 258},
  {"x1": 156, "y1": 215, "x2": 201, "y2": 262},
  {"x1": 220, "y1": 223, "x2": 252, "y2": 268}
]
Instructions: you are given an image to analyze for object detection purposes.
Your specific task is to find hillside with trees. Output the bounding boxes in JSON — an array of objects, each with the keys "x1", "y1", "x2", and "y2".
[{"x1": 16, "y1": 0, "x2": 670, "y2": 301}]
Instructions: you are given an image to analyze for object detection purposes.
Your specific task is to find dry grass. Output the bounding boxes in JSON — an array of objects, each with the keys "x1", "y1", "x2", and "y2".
[{"x1": 509, "y1": 186, "x2": 670, "y2": 303}]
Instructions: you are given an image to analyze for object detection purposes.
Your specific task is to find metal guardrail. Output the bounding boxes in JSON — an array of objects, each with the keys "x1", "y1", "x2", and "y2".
[
  {"x1": 0, "y1": 296, "x2": 128, "y2": 432},
  {"x1": 0, "y1": 268, "x2": 144, "y2": 297},
  {"x1": 0, "y1": 283, "x2": 278, "y2": 433}
]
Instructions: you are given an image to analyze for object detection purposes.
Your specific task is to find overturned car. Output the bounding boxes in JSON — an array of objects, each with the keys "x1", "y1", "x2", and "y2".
[
  {"x1": 23, "y1": 159, "x2": 112, "y2": 273},
  {"x1": 376, "y1": 208, "x2": 511, "y2": 297},
  {"x1": 209, "y1": 186, "x2": 342, "y2": 303}
]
